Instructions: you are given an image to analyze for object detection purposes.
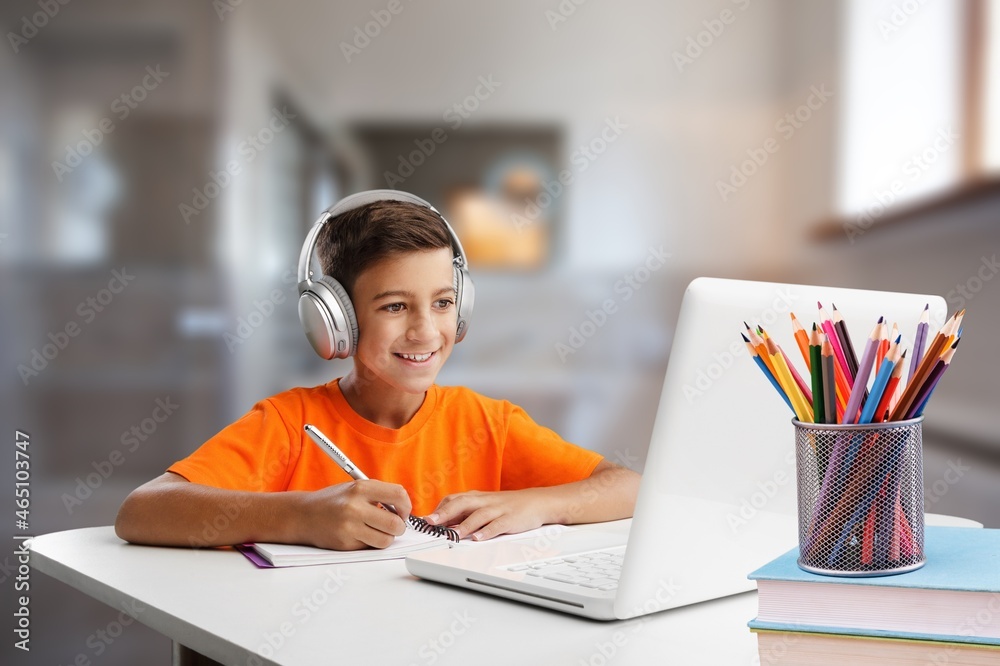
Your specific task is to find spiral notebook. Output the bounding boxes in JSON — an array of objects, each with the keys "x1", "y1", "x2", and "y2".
[
  {"x1": 238, "y1": 519, "x2": 569, "y2": 568},
  {"x1": 238, "y1": 516, "x2": 458, "y2": 567}
]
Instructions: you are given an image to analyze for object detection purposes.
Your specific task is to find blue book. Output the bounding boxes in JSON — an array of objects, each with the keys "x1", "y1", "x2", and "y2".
[{"x1": 748, "y1": 526, "x2": 1000, "y2": 646}]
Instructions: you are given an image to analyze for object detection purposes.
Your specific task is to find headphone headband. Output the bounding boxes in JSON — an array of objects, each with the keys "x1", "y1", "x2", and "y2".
[
  {"x1": 296, "y1": 189, "x2": 475, "y2": 359},
  {"x1": 297, "y1": 189, "x2": 469, "y2": 286}
]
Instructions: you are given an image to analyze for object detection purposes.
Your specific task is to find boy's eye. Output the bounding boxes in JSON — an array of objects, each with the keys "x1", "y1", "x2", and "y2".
[
  {"x1": 383, "y1": 303, "x2": 405, "y2": 313},
  {"x1": 435, "y1": 298, "x2": 455, "y2": 309}
]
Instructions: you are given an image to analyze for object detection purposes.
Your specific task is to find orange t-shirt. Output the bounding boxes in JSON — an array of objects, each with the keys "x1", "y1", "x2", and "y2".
[{"x1": 167, "y1": 379, "x2": 603, "y2": 516}]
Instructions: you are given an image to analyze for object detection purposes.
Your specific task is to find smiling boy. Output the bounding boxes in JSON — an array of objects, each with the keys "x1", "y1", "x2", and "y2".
[{"x1": 115, "y1": 191, "x2": 639, "y2": 550}]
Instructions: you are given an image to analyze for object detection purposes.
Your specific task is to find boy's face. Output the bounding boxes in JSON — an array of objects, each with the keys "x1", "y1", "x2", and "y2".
[{"x1": 350, "y1": 247, "x2": 457, "y2": 396}]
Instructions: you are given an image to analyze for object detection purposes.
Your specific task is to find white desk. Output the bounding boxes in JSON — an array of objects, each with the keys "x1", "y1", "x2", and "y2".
[
  {"x1": 31, "y1": 520, "x2": 760, "y2": 665},
  {"x1": 30, "y1": 515, "x2": 981, "y2": 666}
]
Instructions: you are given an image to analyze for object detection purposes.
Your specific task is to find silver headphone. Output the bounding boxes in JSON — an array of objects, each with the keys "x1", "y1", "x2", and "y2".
[{"x1": 296, "y1": 189, "x2": 475, "y2": 360}]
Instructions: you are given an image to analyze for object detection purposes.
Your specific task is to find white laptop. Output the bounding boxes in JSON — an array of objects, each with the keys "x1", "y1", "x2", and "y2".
[{"x1": 406, "y1": 277, "x2": 947, "y2": 620}]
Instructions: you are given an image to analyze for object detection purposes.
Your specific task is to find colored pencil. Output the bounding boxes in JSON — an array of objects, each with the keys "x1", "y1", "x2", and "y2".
[
  {"x1": 759, "y1": 326, "x2": 813, "y2": 404},
  {"x1": 876, "y1": 321, "x2": 891, "y2": 368},
  {"x1": 821, "y1": 338, "x2": 838, "y2": 424},
  {"x1": 908, "y1": 339, "x2": 959, "y2": 419},
  {"x1": 743, "y1": 333, "x2": 794, "y2": 412},
  {"x1": 831, "y1": 351, "x2": 850, "y2": 414},
  {"x1": 907, "y1": 304, "x2": 930, "y2": 384},
  {"x1": 791, "y1": 313, "x2": 812, "y2": 370},
  {"x1": 889, "y1": 313, "x2": 958, "y2": 421},
  {"x1": 873, "y1": 349, "x2": 905, "y2": 423},
  {"x1": 767, "y1": 337, "x2": 813, "y2": 422},
  {"x1": 819, "y1": 303, "x2": 854, "y2": 389},
  {"x1": 843, "y1": 317, "x2": 883, "y2": 424},
  {"x1": 809, "y1": 326, "x2": 824, "y2": 425},
  {"x1": 832, "y1": 303, "x2": 861, "y2": 384},
  {"x1": 746, "y1": 326, "x2": 777, "y2": 377},
  {"x1": 858, "y1": 338, "x2": 900, "y2": 424}
]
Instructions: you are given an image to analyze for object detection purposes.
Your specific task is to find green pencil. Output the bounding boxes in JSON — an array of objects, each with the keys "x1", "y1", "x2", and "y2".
[{"x1": 809, "y1": 324, "x2": 824, "y2": 425}]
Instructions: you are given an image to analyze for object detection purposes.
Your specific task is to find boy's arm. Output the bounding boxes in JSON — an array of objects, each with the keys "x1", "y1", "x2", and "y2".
[
  {"x1": 426, "y1": 460, "x2": 640, "y2": 541},
  {"x1": 114, "y1": 471, "x2": 412, "y2": 551}
]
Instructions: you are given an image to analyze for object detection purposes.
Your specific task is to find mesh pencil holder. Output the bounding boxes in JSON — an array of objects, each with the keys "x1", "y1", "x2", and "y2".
[{"x1": 793, "y1": 417, "x2": 925, "y2": 577}]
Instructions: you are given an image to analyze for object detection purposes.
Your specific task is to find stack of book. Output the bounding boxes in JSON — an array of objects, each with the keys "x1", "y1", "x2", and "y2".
[{"x1": 748, "y1": 526, "x2": 1000, "y2": 665}]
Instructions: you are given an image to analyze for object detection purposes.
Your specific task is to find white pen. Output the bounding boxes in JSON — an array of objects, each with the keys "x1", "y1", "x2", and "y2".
[{"x1": 304, "y1": 424, "x2": 398, "y2": 515}]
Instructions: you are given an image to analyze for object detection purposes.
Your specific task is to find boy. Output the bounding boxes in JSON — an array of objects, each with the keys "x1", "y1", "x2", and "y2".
[{"x1": 115, "y1": 191, "x2": 640, "y2": 551}]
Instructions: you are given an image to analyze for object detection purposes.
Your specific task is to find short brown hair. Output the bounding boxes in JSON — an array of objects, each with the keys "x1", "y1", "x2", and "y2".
[{"x1": 316, "y1": 200, "x2": 452, "y2": 297}]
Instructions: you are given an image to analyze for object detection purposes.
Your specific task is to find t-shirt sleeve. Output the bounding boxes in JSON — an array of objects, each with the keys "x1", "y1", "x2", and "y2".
[
  {"x1": 167, "y1": 398, "x2": 297, "y2": 492},
  {"x1": 499, "y1": 404, "x2": 603, "y2": 490}
]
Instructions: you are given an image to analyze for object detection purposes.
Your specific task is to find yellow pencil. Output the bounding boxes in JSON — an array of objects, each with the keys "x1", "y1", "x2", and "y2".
[{"x1": 767, "y1": 337, "x2": 813, "y2": 422}]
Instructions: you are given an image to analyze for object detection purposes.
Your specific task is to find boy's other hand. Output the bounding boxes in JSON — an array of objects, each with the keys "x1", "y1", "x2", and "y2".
[
  {"x1": 425, "y1": 489, "x2": 547, "y2": 542},
  {"x1": 298, "y1": 480, "x2": 412, "y2": 551}
]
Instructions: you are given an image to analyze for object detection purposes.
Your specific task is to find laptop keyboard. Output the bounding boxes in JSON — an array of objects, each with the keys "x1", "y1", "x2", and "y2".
[{"x1": 503, "y1": 547, "x2": 625, "y2": 591}]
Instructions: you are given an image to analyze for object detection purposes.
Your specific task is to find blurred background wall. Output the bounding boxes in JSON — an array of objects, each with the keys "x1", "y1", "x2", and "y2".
[{"x1": 2, "y1": 0, "x2": 999, "y2": 663}]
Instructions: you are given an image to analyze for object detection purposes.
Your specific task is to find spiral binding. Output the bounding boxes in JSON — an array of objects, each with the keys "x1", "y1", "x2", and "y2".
[{"x1": 408, "y1": 516, "x2": 460, "y2": 542}]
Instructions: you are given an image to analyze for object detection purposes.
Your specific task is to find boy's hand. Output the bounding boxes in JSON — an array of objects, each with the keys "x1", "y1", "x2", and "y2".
[
  {"x1": 297, "y1": 480, "x2": 412, "y2": 551},
  {"x1": 425, "y1": 489, "x2": 548, "y2": 542}
]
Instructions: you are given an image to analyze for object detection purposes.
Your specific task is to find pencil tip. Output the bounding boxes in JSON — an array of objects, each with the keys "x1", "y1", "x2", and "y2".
[
  {"x1": 817, "y1": 301, "x2": 823, "y2": 308},
  {"x1": 741, "y1": 332, "x2": 750, "y2": 342},
  {"x1": 743, "y1": 321, "x2": 750, "y2": 329},
  {"x1": 877, "y1": 315, "x2": 884, "y2": 323},
  {"x1": 923, "y1": 303, "x2": 929, "y2": 310},
  {"x1": 894, "y1": 334, "x2": 901, "y2": 343}
]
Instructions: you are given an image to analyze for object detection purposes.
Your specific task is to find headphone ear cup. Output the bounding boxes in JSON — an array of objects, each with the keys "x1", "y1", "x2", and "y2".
[
  {"x1": 453, "y1": 266, "x2": 475, "y2": 343},
  {"x1": 297, "y1": 276, "x2": 359, "y2": 359}
]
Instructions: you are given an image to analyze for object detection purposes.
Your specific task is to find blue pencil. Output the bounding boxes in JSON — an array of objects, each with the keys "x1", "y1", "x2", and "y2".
[
  {"x1": 744, "y1": 334, "x2": 793, "y2": 412},
  {"x1": 858, "y1": 339, "x2": 900, "y2": 424}
]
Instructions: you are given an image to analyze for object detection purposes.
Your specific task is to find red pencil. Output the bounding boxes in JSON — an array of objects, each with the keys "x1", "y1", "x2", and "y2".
[{"x1": 873, "y1": 350, "x2": 905, "y2": 422}]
